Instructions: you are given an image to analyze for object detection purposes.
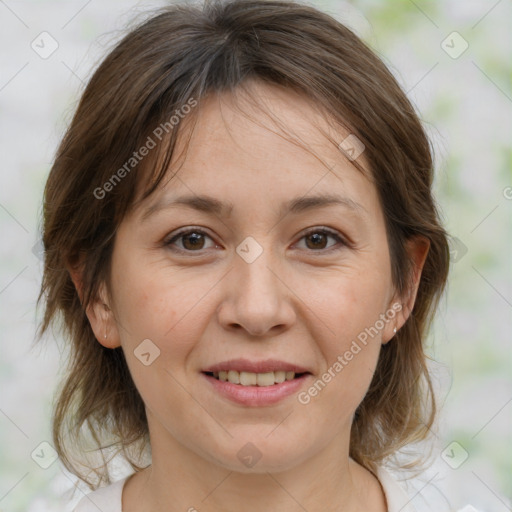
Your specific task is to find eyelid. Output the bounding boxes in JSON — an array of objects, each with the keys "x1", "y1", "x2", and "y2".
[
  {"x1": 164, "y1": 226, "x2": 218, "y2": 253},
  {"x1": 296, "y1": 226, "x2": 349, "y2": 251},
  {"x1": 163, "y1": 226, "x2": 350, "y2": 254}
]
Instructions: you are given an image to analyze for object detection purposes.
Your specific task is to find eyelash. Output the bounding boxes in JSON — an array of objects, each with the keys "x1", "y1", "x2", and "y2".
[{"x1": 163, "y1": 226, "x2": 348, "y2": 255}]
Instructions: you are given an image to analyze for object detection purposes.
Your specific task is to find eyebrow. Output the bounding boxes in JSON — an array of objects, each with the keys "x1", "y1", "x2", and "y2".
[{"x1": 141, "y1": 192, "x2": 367, "y2": 222}]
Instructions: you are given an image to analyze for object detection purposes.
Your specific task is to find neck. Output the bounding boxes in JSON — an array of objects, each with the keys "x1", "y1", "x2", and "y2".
[{"x1": 123, "y1": 419, "x2": 386, "y2": 512}]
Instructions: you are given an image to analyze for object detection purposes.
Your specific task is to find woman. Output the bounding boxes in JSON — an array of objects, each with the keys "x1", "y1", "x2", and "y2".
[{"x1": 37, "y1": 0, "x2": 453, "y2": 510}]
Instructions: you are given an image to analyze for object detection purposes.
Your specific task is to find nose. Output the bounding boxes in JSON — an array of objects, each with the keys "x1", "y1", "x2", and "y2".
[{"x1": 216, "y1": 245, "x2": 296, "y2": 337}]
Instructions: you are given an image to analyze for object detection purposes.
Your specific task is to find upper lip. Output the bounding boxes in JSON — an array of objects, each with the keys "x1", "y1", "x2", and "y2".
[{"x1": 202, "y1": 358, "x2": 312, "y2": 374}]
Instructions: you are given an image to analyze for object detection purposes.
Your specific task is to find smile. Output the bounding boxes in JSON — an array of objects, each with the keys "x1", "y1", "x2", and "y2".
[
  {"x1": 205, "y1": 370, "x2": 307, "y2": 386},
  {"x1": 201, "y1": 371, "x2": 312, "y2": 407}
]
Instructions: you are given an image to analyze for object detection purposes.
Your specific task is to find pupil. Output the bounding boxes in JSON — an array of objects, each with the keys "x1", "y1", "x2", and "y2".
[
  {"x1": 307, "y1": 233, "x2": 326, "y2": 249},
  {"x1": 183, "y1": 232, "x2": 204, "y2": 250}
]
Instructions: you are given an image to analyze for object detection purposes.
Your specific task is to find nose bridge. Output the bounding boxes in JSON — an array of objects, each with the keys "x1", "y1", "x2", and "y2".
[
  {"x1": 219, "y1": 235, "x2": 294, "y2": 335},
  {"x1": 236, "y1": 235, "x2": 281, "y2": 307}
]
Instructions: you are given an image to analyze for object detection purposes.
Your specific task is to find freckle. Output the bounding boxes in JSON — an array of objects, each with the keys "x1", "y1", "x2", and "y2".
[{"x1": 137, "y1": 293, "x2": 149, "y2": 307}]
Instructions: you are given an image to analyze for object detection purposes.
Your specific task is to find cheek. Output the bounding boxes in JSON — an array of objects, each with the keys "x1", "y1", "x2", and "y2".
[
  {"x1": 111, "y1": 265, "x2": 204, "y2": 418},
  {"x1": 299, "y1": 306, "x2": 382, "y2": 425},
  {"x1": 111, "y1": 253, "x2": 189, "y2": 339},
  {"x1": 294, "y1": 268, "x2": 388, "y2": 409},
  {"x1": 301, "y1": 265, "x2": 391, "y2": 341},
  {"x1": 111, "y1": 258, "x2": 214, "y2": 380}
]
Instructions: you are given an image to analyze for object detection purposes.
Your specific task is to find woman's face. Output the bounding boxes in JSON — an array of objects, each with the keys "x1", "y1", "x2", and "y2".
[{"x1": 98, "y1": 82, "x2": 416, "y2": 473}]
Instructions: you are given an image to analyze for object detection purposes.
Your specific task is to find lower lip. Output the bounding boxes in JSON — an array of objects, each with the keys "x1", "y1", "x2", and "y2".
[{"x1": 202, "y1": 372, "x2": 311, "y2": 406}]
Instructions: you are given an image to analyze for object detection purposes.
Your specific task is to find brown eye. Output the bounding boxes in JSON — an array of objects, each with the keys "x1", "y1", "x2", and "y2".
[
  {"x1": 296, "y1": 228, "x2": 346, "y2": 252},
  {"x1": 165, "y1": 228, "x2": 216, "y2": 253},
  {"x1": 305, "y1": 232, "x2": 328, "y2": 250},
  {"x1": 181, "y1": 232, "x2": 206, "y2": 250}
]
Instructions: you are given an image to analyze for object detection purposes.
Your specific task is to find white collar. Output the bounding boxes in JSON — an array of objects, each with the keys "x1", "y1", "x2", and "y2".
[{"x1": 375, "y1": 465, "x2": 418, "y2": 512}]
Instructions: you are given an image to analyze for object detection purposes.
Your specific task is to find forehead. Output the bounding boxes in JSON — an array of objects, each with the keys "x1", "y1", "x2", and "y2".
[
  {"x1": 186, "y1": 82, "x2": 368, "y2": 175},
  {"x1": 135, "y1": 82, "x2": 377, "y2": 220}
]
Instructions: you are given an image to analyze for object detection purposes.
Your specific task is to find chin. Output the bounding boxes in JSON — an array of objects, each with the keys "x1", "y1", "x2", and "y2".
[{"x1": 204, "y1": 437, "x2": 312, "y2": 474}]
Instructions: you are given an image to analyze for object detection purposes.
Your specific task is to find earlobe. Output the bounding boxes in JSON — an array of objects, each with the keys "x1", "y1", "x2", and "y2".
[
  {"x1": 383, "y1": 236, "x2": 430, "y2": 343},
  {"x1": 88, "y1": 287, "x2": 122, "y2": 349},
  {"x1": 94, "y1": 300, "x2": 121, "y2": 349},
  {"x1": 381, "y1": 301, "x2": 403, "y2": 345},
  {"x1": 67, "y1": 263, "x2": 121, "y2": 349}
]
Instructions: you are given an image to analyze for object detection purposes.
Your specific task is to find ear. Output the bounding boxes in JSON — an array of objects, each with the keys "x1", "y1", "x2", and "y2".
[
  {"x1": 67, "y1": 263, "x2": 121, "y2": 349},
  {"x1": 382, "y1": 236, "x2": 430, "y2": 344}
]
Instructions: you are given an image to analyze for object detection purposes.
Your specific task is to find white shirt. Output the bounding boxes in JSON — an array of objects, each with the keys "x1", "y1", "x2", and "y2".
[{"x1": 71, "y1": 465, "x2": 452, "y2": 512}]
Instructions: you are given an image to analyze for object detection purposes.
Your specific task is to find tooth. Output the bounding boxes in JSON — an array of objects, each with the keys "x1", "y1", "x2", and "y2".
[
  {"x1": 274, "y1": 371, "x2": 286, "y2": 383},
  {"x1": 257, "y1": 372, "x2": 276, "y2": 387},
  {"x1": 227, "y1": 370, "x2": 240, "y2": 384},
  {"x1": 240, "y1": 372, "x2": 257, "y2": 386},
  {"x1": 213, "y1": 370, "x2": 299, "y2": 385},
  {"x1": 239, "y1": 371, "x2": 257, "y2": 386}
]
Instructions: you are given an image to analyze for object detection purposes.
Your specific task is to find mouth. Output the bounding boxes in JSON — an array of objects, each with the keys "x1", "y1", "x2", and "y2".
[
  {"x1": 201, "y1": 370, "x2": 312, "y2": 406},
  {"x1": 200, "y1": 358, "x2": 313, "y2": 406},
  {"x1": 202, "y1": 370, "x2": 310, "y2": 387}
]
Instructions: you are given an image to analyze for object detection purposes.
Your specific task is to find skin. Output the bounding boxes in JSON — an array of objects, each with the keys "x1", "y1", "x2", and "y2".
[{"x1": 72, "y1": 80, "x2": 429, "y2": 512}]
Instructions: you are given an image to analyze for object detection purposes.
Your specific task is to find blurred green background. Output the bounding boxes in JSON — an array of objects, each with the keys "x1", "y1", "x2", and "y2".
[{"x1": 0, "y1": 0, "x2": 510, "y2": 510}]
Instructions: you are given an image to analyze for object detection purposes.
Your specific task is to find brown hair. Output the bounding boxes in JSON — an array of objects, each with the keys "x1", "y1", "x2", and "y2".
[{"x1": 37, "y1": 0, "x2": 450, "y2": 489}]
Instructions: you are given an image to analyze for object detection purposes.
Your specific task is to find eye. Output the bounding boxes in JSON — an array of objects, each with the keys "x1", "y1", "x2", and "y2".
[
  {"x1": 164, "y1": 226, "x2": 347, "y2": 255},
  {"x1": 164, "y1": 228, "x2": 218, "y2": 253},
  {"x1": 295, "y1": 227, "x2": 346, "y2": 252}
]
